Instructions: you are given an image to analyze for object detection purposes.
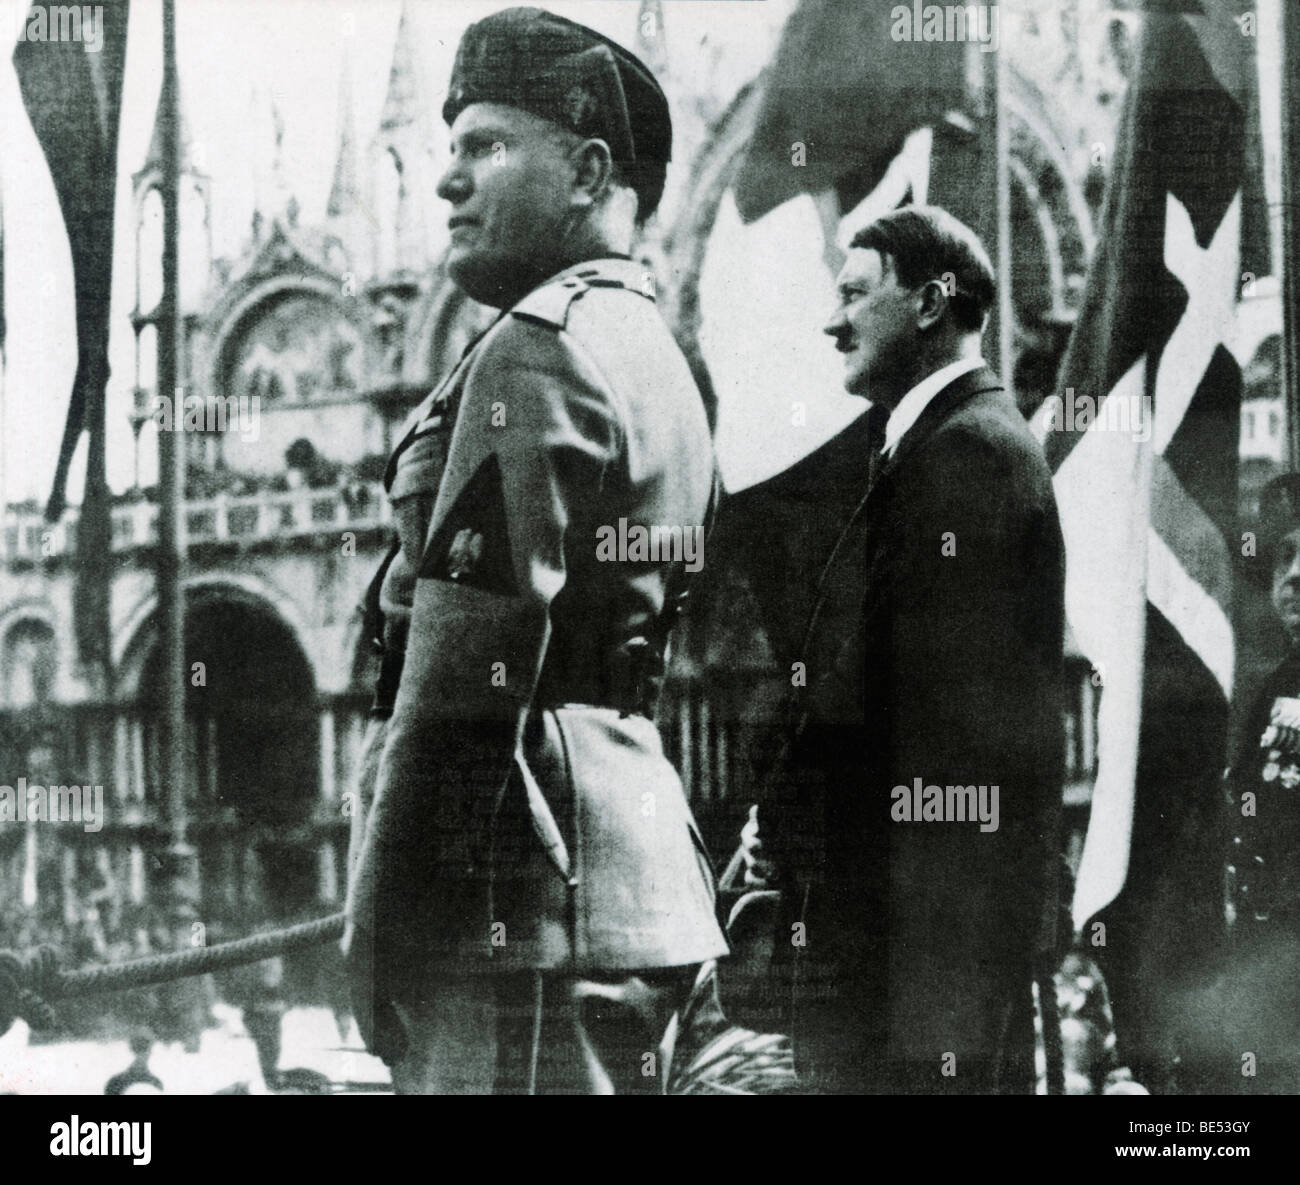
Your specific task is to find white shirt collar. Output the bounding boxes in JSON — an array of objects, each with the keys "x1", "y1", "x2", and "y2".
[{"x1": 881, "y1": 356, "x2": 985, "y2": 458}]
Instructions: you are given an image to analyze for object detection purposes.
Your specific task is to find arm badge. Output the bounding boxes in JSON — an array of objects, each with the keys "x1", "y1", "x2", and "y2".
[{"x1": 418, "y1": 453, "x2": 519, "y2": 596}]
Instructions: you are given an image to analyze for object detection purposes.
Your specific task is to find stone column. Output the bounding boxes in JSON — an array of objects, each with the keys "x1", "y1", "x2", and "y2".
[
  {"x1": 319, "y1": 707, "x2": 337, "y2": 805},
  {"x1": 319, "y1": 840, "x2": 338, "y2": 904},
  {"x1": 114, "y1": 714, "x2": 131, "y2": 806}
]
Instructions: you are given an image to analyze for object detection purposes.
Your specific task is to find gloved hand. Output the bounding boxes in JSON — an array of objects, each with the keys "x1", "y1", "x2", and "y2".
[
  {"x1": 342, "y1": 918, "x2": 408, "y2": 1067},
  {"x1": 739, "y1": 804, "x2": 778, "y2": 889}
]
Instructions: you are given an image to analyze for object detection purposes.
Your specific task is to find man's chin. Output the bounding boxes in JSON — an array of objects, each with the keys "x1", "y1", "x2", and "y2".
[
  {"x1": 446, "y1": 251, "x2": 512, "y2": 307},
  {"x1": 842, "y1": 367, "x2": 871, "y2": 399},
  {"x1": 446, "y1": 249, "x2": 554, "y2": 309}
]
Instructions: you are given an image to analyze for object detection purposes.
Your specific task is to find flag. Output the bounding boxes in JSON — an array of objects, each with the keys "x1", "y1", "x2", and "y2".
[
  {"x1": 692, "y1": 0, "x2": 989, "y2": 629},
  {"x1": 0, "y1": 162, "x2": 7, "y2": 355},
  {"x1": 694, "y1": 0, "x2": 984, "y2": 493},
  {"x1": 1038, "y1": 0, "x2": 1265, "y2": 1085},
  {"x1": 732, "y1": 0, "x2": 976, "y2": 224},
  {"x1": 700, "y1": 410, "x2": 880, "y2": 671},
  {"x1": 14, "y1": 0, "x2": 131, "y2": 669}
]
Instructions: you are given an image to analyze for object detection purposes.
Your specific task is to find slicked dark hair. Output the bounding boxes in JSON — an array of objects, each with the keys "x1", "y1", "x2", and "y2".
[{"x1": 850, "y1": 206, "x2": 996, "y2": 332}]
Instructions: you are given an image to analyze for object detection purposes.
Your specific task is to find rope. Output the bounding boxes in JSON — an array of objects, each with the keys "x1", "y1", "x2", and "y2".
[{"x1": 0, "y1": 912, "x2": 345, "y2": 1035}]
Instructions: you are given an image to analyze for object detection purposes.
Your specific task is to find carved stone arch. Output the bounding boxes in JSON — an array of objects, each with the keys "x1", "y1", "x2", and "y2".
[
  {"x1": 660, "y1": 81, "x2": 768, "y2": 437},
  {"x1": 662, "y1": 82, "x2": 765, "y2": 360},
  {"x1": 0, "y1": 597, "x2": 60, "y2": 652},
  {"x1": 115, "y1": 573, "x2": 319, "y2": 703},
  {"x1": 0, "y1": 605, "x2": 60, "y2": 709},
  {"x1": 114, "y1": 579, "x2": 323, "y2": 920},
  {"x1": 204, "y1": 274, "x2": 368, "y2": 406}
]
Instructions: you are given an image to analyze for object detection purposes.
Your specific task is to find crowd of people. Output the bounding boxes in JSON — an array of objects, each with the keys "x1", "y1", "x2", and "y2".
[
  {"x1": 0, "y1": 893, "x2": 355, "y2": 1091},
  {"x1": 0, "y1": 903, "x2": 209, "y2": 1045}
]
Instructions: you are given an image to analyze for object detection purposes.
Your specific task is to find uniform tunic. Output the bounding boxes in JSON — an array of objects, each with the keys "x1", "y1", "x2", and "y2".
[
  {"x1": 343, "y1": 258, "x2": 728, "y2": 1087},
  {"x1": 1228, "y1": 651, "x2": 1300, "y2": 930},
  {"x1": 1211, "y1": 652, "x2": 1300, "y2": 1092}
]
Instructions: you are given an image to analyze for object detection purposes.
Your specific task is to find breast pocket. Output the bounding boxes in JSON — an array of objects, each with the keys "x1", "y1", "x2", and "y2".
[{"x1": 388, "y1": 428, "x2": 451, "y2": 564}]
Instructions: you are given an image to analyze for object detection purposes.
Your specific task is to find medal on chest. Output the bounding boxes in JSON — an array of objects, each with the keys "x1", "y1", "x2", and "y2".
[{"x1": 1260, "y1": 695, "x2": 1300, "y2": 788}]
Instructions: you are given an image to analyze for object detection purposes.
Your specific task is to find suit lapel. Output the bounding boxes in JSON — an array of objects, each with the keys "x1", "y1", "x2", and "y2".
[
  {"x1": 871, "y1": 366, "x2": 1003, "y2": 493},
  {"x1": 796, "y1": 367, "x2": 1004, "y2": 662},
  {"x1": 792, "y1": 404, "x2": 885, "y2": 670}
]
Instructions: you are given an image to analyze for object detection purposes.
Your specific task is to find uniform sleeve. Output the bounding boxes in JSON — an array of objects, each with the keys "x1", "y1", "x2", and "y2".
[{"x1": 347, "y1": 316, "x2": 622, "y2": 952}]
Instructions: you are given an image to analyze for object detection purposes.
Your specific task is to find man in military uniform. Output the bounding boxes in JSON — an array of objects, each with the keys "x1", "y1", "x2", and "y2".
[
  {"x1": 1218, "y1": 474, "x2": 1300, "y2": 1092},
  {"x1": 343, "y1": 7, "x2": 727, "y2": 1094}
]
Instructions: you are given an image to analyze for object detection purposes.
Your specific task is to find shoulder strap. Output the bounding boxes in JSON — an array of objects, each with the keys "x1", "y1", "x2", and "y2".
[{"x1": 511, "y1": 273, "x2": 591, "y2": 330}]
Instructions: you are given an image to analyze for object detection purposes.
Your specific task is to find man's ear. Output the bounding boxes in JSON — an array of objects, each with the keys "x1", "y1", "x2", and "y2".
[
  {"x1": 570, "y1": 137, "x2": 614, "y2": 211},
  {"x1": 915, "y1": 279, "x2": 949, "y2": 332}
]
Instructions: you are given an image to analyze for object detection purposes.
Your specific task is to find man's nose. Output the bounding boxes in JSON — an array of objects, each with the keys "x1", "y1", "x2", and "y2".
[
  {"x1": 436, "y1": 157, "x2": 470, "y2": 204},
  {"x1": 824, "y1": 308, "x2": 848, "y2": 339}
]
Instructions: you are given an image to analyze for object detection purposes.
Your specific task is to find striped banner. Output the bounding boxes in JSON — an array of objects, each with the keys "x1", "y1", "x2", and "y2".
[
  {"x1": 1033, "y1": 1, "x2": 1258, "y2": 948},
  {"x1": 13, "y1": 0, "x2": 131, "y2": 667}
]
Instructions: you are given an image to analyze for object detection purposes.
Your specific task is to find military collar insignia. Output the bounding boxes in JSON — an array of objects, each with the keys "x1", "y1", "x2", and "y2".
[
  {"x1": 511, "y1": 258, "x2": 655, "y2": 330},
  {"x1": 546, "y1": 257, "x2": 653, "y2": 297}
]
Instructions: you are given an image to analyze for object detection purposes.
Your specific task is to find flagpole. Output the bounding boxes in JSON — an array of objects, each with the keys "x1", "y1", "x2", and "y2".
[
  {"x1": 1, "y1": 161, "x2": 6, "y2": 533},
  {"x1": 995, "y1": 39, "x2": 1013, "y2": 392},
  {"x1": 1282, "y1": 0, "x2": 1300, "y2": 469},
  {"x1": 978, "y1": 36, "x2": 1014, "y2": 390},
  {"x1": 156, "y1": 0, "x2": 196, "y2": 912}
]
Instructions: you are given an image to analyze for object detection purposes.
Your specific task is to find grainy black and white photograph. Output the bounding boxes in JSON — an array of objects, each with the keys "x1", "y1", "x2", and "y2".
[{"x1": 0, "y1": 0, "x2": 1293, "y2": 1156}]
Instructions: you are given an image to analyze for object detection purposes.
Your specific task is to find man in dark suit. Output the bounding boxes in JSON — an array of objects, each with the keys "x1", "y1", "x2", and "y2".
[
  {"x1": 754, "y1": 205, "x2": 1066, "y2": 1093},
  {"x1": 343, "y1": 8, "x2": 727, "y2": 1094}
]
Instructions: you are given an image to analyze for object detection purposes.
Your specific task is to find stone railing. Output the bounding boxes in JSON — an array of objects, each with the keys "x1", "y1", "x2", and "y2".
[{"x1": 1, "y1": 482, "x2": 390, "y2": 563}]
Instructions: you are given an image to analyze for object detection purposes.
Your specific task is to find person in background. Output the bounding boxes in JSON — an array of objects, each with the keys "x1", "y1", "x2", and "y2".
[
  {"x1": 241, "y1": 955, "x2": 287, "y2": 1092},
  {"x1": 1219, "y1": 473, "x2": 1300, "y2": 1092},
  {"x1": 104, "y1": 1028, "x2": 163, "y2": 1096}
]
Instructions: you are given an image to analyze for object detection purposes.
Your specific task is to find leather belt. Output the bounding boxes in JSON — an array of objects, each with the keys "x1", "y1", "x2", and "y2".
[
  {"x1": 533, "y1": 637, "x2": 664, "y2": 719},
  {"x1": 371, "y1": 635, "x2": 664, "y2": 719}
]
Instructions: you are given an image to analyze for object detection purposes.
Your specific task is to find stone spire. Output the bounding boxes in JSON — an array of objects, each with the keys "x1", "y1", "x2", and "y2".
[
  {"x1": 379, "y1": 0, "x2": 421, "y2": 133},
  {"x1": 133, "y1": 80, "x2": 212, "y2": 315},
  {"x1": 368, "y1": 0, "x2": 437, "y2": 275},
  {"x1": 327, "y1": 47, "x2": 361, "y2": 219},
  {"x1": 270, "y1": 96, "x2": 292, "y2": 221},
  {"x1": 248, "y1": 86, "x2": 298, "y2": 239},
  {"x1": 137, "y1": 79, "x2": 199, "y2": 185}
]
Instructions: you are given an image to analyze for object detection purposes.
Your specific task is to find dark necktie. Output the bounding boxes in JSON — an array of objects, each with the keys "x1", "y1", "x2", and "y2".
[{"x1": 866, "y1": 402, "x2": 891, "y2": 492}]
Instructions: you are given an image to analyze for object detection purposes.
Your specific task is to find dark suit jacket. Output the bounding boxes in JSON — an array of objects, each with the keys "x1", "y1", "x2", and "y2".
[{"x1": 769, "y1": 365, "x2": 1065, "y2": 1093}]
